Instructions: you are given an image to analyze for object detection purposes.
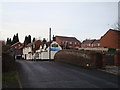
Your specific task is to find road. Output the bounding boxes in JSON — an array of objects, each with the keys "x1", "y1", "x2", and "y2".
[{"x1": 17, "y1": 60, "x2": 118, "y2": 88}]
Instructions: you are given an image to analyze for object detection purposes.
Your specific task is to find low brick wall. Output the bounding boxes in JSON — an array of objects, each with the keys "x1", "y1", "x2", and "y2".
[
  {"x1": 114, "y1": 53, "x2": 120, "y2": 66},
  {"x1": 54, "y1": 50, "x2": 103, "y2": 69}
]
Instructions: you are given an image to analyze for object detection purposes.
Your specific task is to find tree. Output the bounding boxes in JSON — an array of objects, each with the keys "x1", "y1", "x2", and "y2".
[
  {"x1": 12, "y1": 33, "x2": 19, "y2": 45},
  {"x1": 32, "y1": 37, "x2": 35, "y2": 42},
  {"x1": 12, "y1": 35, "x2": 16, "y2": 44},
  {"x1": 16, "y1": 33, "x2": 19, "y2": 42},
  {"x1": 28, "y1": 35, "x2": 31, "y2": 43},
  {"x1": 111, "y1": 22, "x2": 120, "y2": 30},
  {"x1": 6, "y1": 38, "x2": 12, "y2": 45},
  {"x1": 24, "y1": 36, "x2": 28, "y2": 46},
  {"x1": 23, "y1": 35, "x2": 31, "y2": 46}
]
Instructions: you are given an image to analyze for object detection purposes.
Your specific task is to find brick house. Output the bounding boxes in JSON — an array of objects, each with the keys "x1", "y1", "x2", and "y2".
[
  {"x1": 11, "y1": 42, "x2": 24, "y2": 59},
  {"x1": 81, "y1": 39, "x2": 95, "y2": 48},
  {"x1": 81, "y1": 39, "x2": 100, "y2": 48},
  {"x1": 100, "y1": 29, "x2": 120, "y2": 49},
  {"x1": 11, "y1": 42, "x2": 23, "y2": 49},
  {"x1": 92, "y1": 40, "x2": 100, "y2": 48},
  {"x1": 54, "y1": 36, "x2": 81, "y2": 49}
]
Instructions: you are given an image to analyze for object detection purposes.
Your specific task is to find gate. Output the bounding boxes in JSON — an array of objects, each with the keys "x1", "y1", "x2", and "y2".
[{"x1": 106, "y1": 55, "x2": 114, "y2": 65}]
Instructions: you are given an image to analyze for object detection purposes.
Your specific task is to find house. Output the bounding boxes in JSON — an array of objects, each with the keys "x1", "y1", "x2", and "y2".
[
  {"x1": 23, "y1": 39, "x2": 62, "y2": 60},
  {"x1": 22, "y1": 40, "x2": 42, "y2": 60},
  {"x1": 81, "y1": 39, "x2": 100, "y2": 48},
  {"x1": 54, "y1": 36, "x2": 81, "y2": 49},
  {"x1": 11, "y1": 42, "x2": 24, "y2": 59},
  {"x1": 11, "y1": 42, "x2": 23, "y2": 49},
  {"x1": 91, "y1": 40, "x2": 100, "y2": 48},
  {"x1": 36, "y1": 41, "x2": 62, "y2": 60},
  {"x1": 100, "y1": 29, "x2": 120, "y2": 49},
  {"x1": 81, "y1": 39, "x2": 95, "y2": 48}
]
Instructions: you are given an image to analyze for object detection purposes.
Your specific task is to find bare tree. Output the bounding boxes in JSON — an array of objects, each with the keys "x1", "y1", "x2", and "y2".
[{"x1": 111, "y1": 22, "x2": 120, "y2": 30}]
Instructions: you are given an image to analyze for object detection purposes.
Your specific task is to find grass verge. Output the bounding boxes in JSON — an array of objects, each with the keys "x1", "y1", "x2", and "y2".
[{"x1": 2, "y1": 71, "x2": 20, "y2": 88}]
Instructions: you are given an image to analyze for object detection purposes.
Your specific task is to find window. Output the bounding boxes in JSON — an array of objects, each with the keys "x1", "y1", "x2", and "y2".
[
  {"x1": 52, "y1": 43, "x2": 58, "y2": 47},
  {"x1": 75, "y1": 42, "x2": 77, "y2": 45},
  {"x1": 69, "y1": 42, "x2": 72, "y2": 44}
]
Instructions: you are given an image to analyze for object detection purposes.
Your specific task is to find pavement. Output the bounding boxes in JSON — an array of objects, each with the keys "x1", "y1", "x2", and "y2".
[
  {"x1": 16, "y1": 60, "x2": 118, "y2": 88},
  {"x1": 98, "y1": 66, "x2": 119, "y2": 75}
]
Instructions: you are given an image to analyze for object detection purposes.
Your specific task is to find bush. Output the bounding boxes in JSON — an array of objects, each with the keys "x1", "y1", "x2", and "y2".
[
  {"x1": 108, "y1": 48, "x2": 116, "y2": 53},
  {"x1": 2, "y1": 45, "x2": 16, "y2": 72}
]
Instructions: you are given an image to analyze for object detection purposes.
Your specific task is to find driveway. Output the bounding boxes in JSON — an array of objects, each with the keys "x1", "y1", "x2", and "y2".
[{"x1": 17, "y1": 60, "x2": 118, "y2": 88}]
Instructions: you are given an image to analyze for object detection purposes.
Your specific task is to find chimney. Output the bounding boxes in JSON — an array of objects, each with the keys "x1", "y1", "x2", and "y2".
[{"x1": 53, "y1": 35, "x2": 56, "y2": 41}]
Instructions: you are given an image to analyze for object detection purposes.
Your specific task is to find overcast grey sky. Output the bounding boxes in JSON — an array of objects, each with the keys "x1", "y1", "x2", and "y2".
[{"x1": 0, "y1": 2, "x2": 118, "y2": 42}]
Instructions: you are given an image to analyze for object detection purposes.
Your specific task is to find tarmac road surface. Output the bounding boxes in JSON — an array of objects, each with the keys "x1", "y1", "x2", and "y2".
[{"x1": 17, "y1": 60, "x2": 118, "y2": 88}]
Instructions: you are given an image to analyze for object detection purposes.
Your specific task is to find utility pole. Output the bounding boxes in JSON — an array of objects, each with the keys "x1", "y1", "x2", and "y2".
[{"x1": 49, "y1": 28, "x2": 51, "y2": 60}]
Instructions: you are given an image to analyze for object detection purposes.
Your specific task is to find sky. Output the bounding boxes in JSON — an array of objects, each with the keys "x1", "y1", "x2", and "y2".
[{"x1": 0, "y1": 1, "x2": 118, "y2": 42}]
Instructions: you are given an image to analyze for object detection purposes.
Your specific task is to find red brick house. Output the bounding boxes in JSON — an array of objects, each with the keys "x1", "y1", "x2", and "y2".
[
  {"x1": 54, "y1": 36, "x2": 81, "y2": 49},
  {"x1": 92, "y1": 40, "x2": 100, "y2": 48},
  {"x1": 100, "y1": 29, "x2": 120, "y2": 49},
  {"x1": 81, "y1": 39, "x2": 95, "y2": 48},
  {"x1": 32, "y1": 40, "x2": 42, "y2": 52},
  {"x1": 11, "y1": 42, "x2": 24, "y2": 59},
  {"x1": 11, "y1": 42, "x2": 23, "y2": 49},
  {"x1": 81, "y1": 39, "x2": 100, "y2": 48}
]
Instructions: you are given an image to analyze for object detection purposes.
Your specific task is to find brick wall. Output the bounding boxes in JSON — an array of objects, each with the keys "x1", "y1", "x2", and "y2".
[{"x1": 54, "y1": 50, "x2": 102, "y2": 68}]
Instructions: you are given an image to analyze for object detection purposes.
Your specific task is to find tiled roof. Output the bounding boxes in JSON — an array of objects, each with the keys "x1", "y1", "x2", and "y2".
[
  {"x1": 56, "y1": 36, "x2": 81, "y2": 43},
  {"x1": 92, "y1": 40, "x2": 100, "y2": 44},
  {"x1": 11, "y1": 42, "x2": 23, "y2": 47},
  {"x1": 26, "y1": 42, "x2": 34, "y2": 47},
  {"x1": 82, "y1": 39, "x2": 96, "y2": 44}
]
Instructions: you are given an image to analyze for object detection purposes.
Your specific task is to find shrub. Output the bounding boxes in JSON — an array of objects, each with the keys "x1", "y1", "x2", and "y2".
[{"x1": 2, "y1": 45, "x2": 16, "y2": 72}]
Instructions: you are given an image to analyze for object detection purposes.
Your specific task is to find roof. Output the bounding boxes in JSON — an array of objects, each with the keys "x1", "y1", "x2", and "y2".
[
  {"x1": 101, "y1": 29, "x2": 120, "y2": 39},
  {"x1": 92, "y1": 40, "x2": 100, "y2": 44},
  {"x1": 11, "y1": 42, "x2": 23, "y2": 47},
  {"x1": 26, "y1": 40, "x2": 42, "y2": 47},
  {"x1": 82, "y1": 39, "x2": 96, "y2": 44},
  {"x1": 55, "y1": 36, "x2": 81, "y2": 43},
  {"x1": 26, "y1": 42, "x2": 34, "y2": 47}
]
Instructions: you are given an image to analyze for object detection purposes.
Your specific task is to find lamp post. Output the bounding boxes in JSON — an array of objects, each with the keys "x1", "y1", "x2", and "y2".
[{"x1": 49, "y1": 28, "x2": 51, "y2": 60}]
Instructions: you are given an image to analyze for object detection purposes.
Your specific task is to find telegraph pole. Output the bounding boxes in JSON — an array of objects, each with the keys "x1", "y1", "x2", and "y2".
[{"x1": 49, "y1": 28, "x2": 51, "y2": 60}]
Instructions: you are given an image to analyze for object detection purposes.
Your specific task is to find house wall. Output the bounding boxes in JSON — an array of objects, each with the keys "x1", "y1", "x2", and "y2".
[
  {"x1": 23, "y1": 46, "x2": 33, "y2": 59},
  {"x1": 55, "y1": 37, "x2": 62, "y2": 45},
  {"x1": 81, "y1": 44, "x2": 93, "y2": 48},
  {"x1": 100, "y1": 30, "x2": 120, "y2": 49}
]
